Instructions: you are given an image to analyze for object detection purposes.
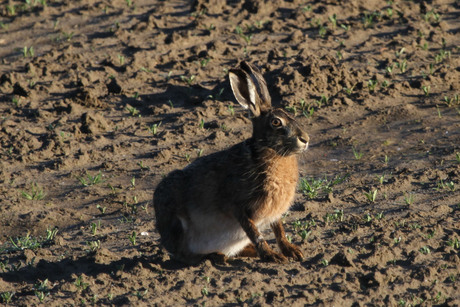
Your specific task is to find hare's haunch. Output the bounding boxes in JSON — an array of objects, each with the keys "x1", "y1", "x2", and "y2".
[{"x1": 154, "y1": 61, "x2": 309, "y2": 263}]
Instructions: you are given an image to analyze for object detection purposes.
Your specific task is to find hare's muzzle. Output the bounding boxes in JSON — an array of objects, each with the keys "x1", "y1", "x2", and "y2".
[{"x1": 297, "y1": 134, "x2": 309, "y2": 152}]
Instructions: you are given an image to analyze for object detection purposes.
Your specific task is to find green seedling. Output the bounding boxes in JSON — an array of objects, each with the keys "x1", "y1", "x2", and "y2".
[
  {"x1": 21, "y1": 182, "x2": 45, "y2": 200},
  {"x1": 0, "y1": 292, "x2": 14, "y2": 304},
  {"x1": 61, "y1": 31, "x2": 74, "y2": 41},
  {"x1": 340, "y1": 24, "x2": 350, "y2": 31},
  {"x1": 328, "y1": 14, "x2": 337, "y2": 29},
  {"x1": 344, "y1": 85, "x2": 356, "y2": 95},
  {"x1": 446, "y1": 237, "x2": 459, "y2": 249},
  {"x1": 376, "y1": 174, "x2": 386, "y2": 185},
  {"x1": 318, "y1": 25, "x2": 327, "y2": 38},
  {"x1": 321, "y1": 259, "x2": 329, "y2": 266},
  {"x1": 228, "y1": 104, "x2": 235, "y2": 116},
  {"x1": 200, "y1": 58, "x2": 210, "y2": 67},
  {"x1": 86, "y1": 240, "x2": 101, "y2": 251},
  {"x1": 375, "y1": 212, "x2": 385, "y2": 220},
  {"x1": 131, "y1": 176, "x2": 136, "y2": 188},
  {"x1": 74, "y1": 275, "x2": 89, "y2": 291},
  {"x1": 352, "y1": 147, "x2": 363, "y2": 160},
  {"x1": 180, "y1": 74, "x2": 196, "y2": 85},
  {"x1": 147, "y1": 122, "x2": 161, "y2": 135},
  {"x1": 78, "y1": 171, "x2": 103, "y2": 186},
  {"x1": 129, "y1": 231, "x2": 137, "y2": 246},
  {"x1": 235, "y1": 25, "x2": 253, "y2": 43},
  {"x1": 420, "y1": 246, "x2": 430, "y2": 254},
  {"x1": 455, "y1": 152, "x2": 460, "y2": 164},
  {"x1": 364, "y1": 189, "x2": 378, "y2": 202},
  {"x1": 299, "y1": 174, "x2": 348, "y2": 199},
  {"x1": 90, "y1": 221, "x2": 101, "y2": 236},
  {"x1": 198, "y1": 119, "x2": 205, "y2": 129},
  {"x1": 404, "y1": 193, "x2": 415, "y2": 205},
  {"x1": 396, "y1": 59, "x2": 407, "y2": 73},
  {"x1": 125, "y1": 0, "x2": 133, "y2": 7},
  {"x1": 368, "y1": 79, "x2": 378, "y2": 91},
  {"x1": 324, "y1": 209, "x2": 344, "y2": 224},
  {"x1": 385, "y1": 63, "x2": 394, "y2": 75},
  {"x1": 138, "y1": 161, "x2": 150, "y2": 170},
  {"x1": 363, "y1": 213, "x2": 372, "y2": 222},
  {"x1": 96, "y1": 204, "x2": 107, "y2": 214},
  {"x1": 23, "y1": 46, "x2": 35, "y2": 57},
  {"x1": 422, "y1": 85, "x2": 430, "y2": 96},
  {"x1": 435, "y1": 50, "x2": 451, "y2": 63},
  {"x1": 118, "y1": 54, "x2": 125, "y2": 65},
  {"x1": 45, "y1": 226, "x2": 58, "y2": 241},
  {"x1": 126, "y1": 106, "x2": 140, "y2": 117}
]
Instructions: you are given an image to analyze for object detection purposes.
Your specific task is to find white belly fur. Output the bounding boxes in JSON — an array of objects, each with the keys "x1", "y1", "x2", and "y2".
[{"x1": 182, "y1": 210, "x2": 279, "y2": 256}]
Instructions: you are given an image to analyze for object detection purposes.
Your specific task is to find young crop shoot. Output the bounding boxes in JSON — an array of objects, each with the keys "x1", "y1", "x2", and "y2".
[
  {"x1": 180, "y1": 74, "x2": 196, "y2": 85},
  {"x1": 352, "y1": 147, "x2": 363, "y2": 160},
  {"x1": 78, "y1": 171, "x2": 103, "y2": 186},
  {"x1": 21, "y1": 183, "x2": 45, "y2": 200},
  {"x1": 404, "y1": 193, "x2": 415, "y2": 205},
  {"x1": 422, "y1": 85, "x2": 430, "y2": 96},
  {"x1": 364, "y1": 189, "x2": 378, "y2": 203},
  {"x1": 129, "y1": 231, "x2": 137, "y2": 246}
]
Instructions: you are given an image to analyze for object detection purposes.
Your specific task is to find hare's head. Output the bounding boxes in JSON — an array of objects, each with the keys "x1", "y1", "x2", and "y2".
[{"x1": 229, "y1": 61, "x2": 309, "y2": 156}]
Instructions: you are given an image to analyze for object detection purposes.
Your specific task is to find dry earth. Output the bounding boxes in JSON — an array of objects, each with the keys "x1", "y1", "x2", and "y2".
[{"x1": 0, "y1": 0, "x2": 459, "y2": 305}]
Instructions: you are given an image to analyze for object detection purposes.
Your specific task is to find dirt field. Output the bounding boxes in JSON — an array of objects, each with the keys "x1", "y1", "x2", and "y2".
[{"x1": 0, "y1": 0, "x2": 459, "y2": 305}]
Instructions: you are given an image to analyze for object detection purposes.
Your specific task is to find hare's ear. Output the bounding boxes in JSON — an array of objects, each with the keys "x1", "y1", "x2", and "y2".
[
  {"x1": 240, "y1": 61, "x2": 271, "y2": 111},
  {"x1": 229, "y1": 61, "x2": 271, "y2": 117},
  {"x1": 229, "y1": 68, "x2": 261, "y2": 117}
]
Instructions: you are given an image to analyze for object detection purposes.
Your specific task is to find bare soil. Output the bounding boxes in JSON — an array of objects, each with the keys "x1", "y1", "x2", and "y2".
[{"x1": 1, "y1": 0, "x2": 459, "y2": 305}]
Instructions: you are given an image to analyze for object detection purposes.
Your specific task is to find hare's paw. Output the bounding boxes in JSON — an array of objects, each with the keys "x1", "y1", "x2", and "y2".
[
  {"x1": 279, "y1": 242, "x2": 304, "y2": 261},
  {"x1": 259, "y1": 248, "x2": 288, "y2": 263}
]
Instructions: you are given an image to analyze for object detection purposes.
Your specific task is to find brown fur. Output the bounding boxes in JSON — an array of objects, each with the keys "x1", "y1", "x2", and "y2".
[{"x1": 153, "y1": 61, "x2": 309, "y2": 263}]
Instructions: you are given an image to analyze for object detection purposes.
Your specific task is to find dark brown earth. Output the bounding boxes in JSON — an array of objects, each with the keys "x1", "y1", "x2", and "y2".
[{"x1": 1, "y1": 0, "x2": 459, "y2": 305}]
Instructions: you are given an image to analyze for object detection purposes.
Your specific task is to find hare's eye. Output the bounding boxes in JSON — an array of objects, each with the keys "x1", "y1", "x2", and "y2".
[{"x1": 271, "y1": 118, "x2": 282, "y2": 127}]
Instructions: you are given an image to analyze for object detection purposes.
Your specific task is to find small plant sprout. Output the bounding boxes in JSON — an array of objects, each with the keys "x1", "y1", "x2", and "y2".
[
  {"x1": 396, "y1": 59, "x2": 407, "y2": 73},
  {"x1": 74, "y1": 275, "x2": 89, "y2": 292},
  {"x1": 198, "y1": 118, "x2": 205, "y2": 130},
  {"x1": 364, "y1": 189, "x2": 378, "y2": 203},
  {"x1": 384, "y1": 155, "x2": 390, "y2": 164},
  {"x1": 386, "y1": 63, "x2": 394, "y2": 75},
  {"x1": 422, "y1": 85, "x2": 430, "y2": 96},
  {"x1": 299, "y1": 174, "x2": 348, "y2": 199},
  {"x1": 131, "y1": 176, "x2": 136, "y2": 188},
  {"x1": 45, "y1": 226, "x2": 59, "y2": 241},
  {"x1": 78, "y1": 171, "x2": 103, "y2": 186},
  {"x1": 86, "y1": 240, "x2": 101, "y2": 251},
  {"x1": 376, "y1": 174, "x2": 386, "y2": 185},
  {"x1": 352, "y1": 147, "x2": 363, "y2": 160},
  {"x1": 446, "y1": 237, "x2": 459, "y2": 249},
  {"x1": 375, "y1": 212, "x2": 385, "y2": 220},
  {"x1": 129, "y1": 231, "x2": 137, "y2": 245},
  {"x1": 344, "y1": 84, "x2": 356, "y2": 95},
  {"x1": 228, "y1": 104, "x2": 235, "y2": 116},
  {"x1": 147, "y1": 122, "x2": 161, "y2": 135},
  {"x1": 118, "y1": 54, "x2": 125, "y2": 65},
  {"x1": 368, "y1": 79, "x2": 378, "y2": 92},
  {"x1": 420, "y1": 246, "x2": 430, "y2": 254},
  {"x1": 23, "y1": 46, "x2": 35, "y2": 57},
  {"x1": 21, "y1": 183, "x2": 46, "y2": 200},
  {"x1": 321, "y1": 259, "x2": 329, "y2": 266},
  {"x1": 363, "y1": 213, "x2": 372, "y2": 222},
  {"x1": 328, "y1": 14, "x2": 337, "y2": 29},
  {"x1": 90, "y1": 221, "x2": 101, "y2": 236},
  {"x1": 126, "y1": 106, "x2": 140, "y2": 117},
  {"x1": 455, "y1": 152, "x2": 460, "y2": 164},
  {"x1": 404, "y1": 193, "x2": 415, "y2": 205},
  {"x1": 180, "y1": 74, "x2": 196, "y2": 85},
  {"x1": 0, "y1": 292, "x2": 14, "y2": 304},
  {"x1": 96, "y1": 204, "x2": 107, "y2": 214}
]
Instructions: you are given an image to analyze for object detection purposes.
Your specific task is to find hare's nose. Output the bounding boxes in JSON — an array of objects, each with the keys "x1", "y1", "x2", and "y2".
[{"x1": 297, "y1": 134, "x2": 309, "y2": 151}]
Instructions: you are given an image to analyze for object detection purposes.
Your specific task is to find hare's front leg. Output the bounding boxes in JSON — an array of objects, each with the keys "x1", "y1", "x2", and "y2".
[
  {"x1": 272, "y1": 219, "x2": 304, "y2": 261},
  {"x1": 237, "y1": 213, "x2": 287, "y2": 263}
]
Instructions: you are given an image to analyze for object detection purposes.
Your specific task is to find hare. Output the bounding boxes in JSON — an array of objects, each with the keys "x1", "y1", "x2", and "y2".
[{"x1": 153, "y1": 61, "x2": 309, "y2": 263}]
